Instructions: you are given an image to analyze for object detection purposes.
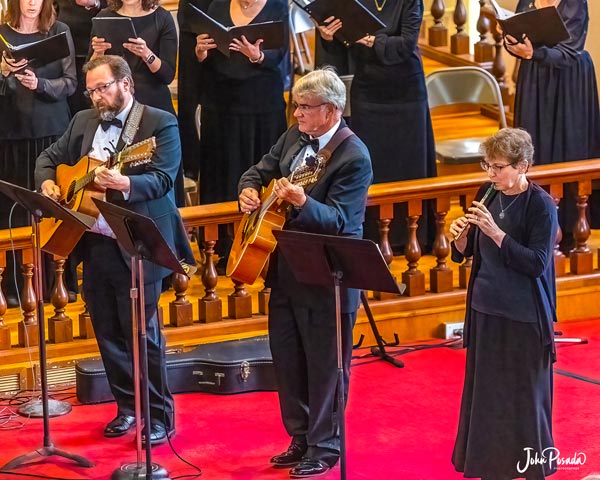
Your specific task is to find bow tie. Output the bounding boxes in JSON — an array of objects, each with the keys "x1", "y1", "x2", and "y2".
[
  {"x1": 299, "y1": 133, "x2": 319, "y2": 152},
  {"x1": 100, "y1": 118, "x2": 123, "y2": 132}
]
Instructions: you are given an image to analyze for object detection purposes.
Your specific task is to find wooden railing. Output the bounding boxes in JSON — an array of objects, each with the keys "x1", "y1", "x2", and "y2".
[
  {"x1": 2, "y1": 160, "x2": 600, "y2": 353},
  {"x1": 420, "y1": 0, "x2": 510, "y2": 103}
]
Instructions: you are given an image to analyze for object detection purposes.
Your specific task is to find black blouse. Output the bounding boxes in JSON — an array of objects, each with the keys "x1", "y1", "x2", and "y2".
[{"x1": 0, "y1": 21, "x2": 76, "y2": 140}]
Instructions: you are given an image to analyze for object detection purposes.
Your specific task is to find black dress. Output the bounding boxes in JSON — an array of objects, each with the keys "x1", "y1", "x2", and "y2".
[
  {"x1": 512, "y1": 0, "x2": 600, "y2": 239},
  {"x1": 451, "y1": 183, "x2": 558, "y2": 479},
  {"x1": 198, "y1": 0, "x2": 288, "y2": 205},
  {"x1": 90, "y1": 7, "x2": 177, "y2": 115},
  {"x1": 322, "y1": 0, "x2": 436, "y2": 251}
]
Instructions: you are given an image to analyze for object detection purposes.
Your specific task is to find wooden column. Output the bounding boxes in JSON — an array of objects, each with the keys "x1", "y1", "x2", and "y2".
[
  {"x1": 258, "y1": 262, "x2": 270, "y2": 315},
  {"x1": 228, "y1": 279, "x2": 252, "y2": 319},
  {"x1": 78, "y1": 289, "x2": 95, "y2": 339},
  {"x1": 474, "y1": 0, "x2": 494, "y2": 63},
  {"x1": 0, "y1": 252, "x2": 11, "y2": 350},
  {"x1": 373, "y1": 203, "x2": 398, "y2": 300},
  {"x1": 198, "y1": 225, "x2": 222, "y2": 323},
  {"x1": 428, "y1": 0, "x2": 448, "y2": 47},
  {"x1": 48, "y1": 257, "x2": 73, "y2": 343},
  {"x1": 401, "y1": 199, "x2": 425, "y2": 296},
  {"x1": 169, "y1": 272, "x2": 194, "y2": 327},
  {"x1": 430, "y1": 197, "x2": 453, "y2": 293},
  {"x1": 451, "y1": 0, "x2": 469, "y2": 54},
  {"x1": 550, "y1": 184, "x2": 566, "y2": 277},
  {"x1": 18, "y1": 249, "x2": 38, "y2": 347},
  {"x1": 570, "y1": 180, "x2": 593, "y2": 274},
  {"x1": 491, "y1": 21, "x2": 508, "y2": 101}
]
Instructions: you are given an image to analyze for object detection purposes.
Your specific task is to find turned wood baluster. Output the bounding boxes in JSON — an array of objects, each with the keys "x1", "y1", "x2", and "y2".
[
  {"x1": 198, "y1": 232, "x2": 222, "y2": 323},
  {"x1": 258, "y1": 261, "x2": 270, "y2": 315},
  {"x1": 549, "y1": 184, "x2": 566, "y2": 277},
  {"x1": 491, "y1": 22, "x2": 508, "y2": 101},
  {"x1": 48, "y1": 257, "x2": 73, "y2": 343},
  {"x1": 18, "y1": 252, "x2": 38, "y2": 347},
  {"x1": 169, "y1": 271, "x2": 193, "y2": 327},
  {"x1": 228, "y1": 279, "x2": 252, "y2": 319},
  {"x1": 373, "y1": 204, "x2": 397, "y2": 300},
  {"x1": 0, "y1": 254, "x2": 11, "y2": 350},
  {"x1": 474, "y1": 0, "x2": 494, "y2": 63},
  {"x1": 401, "y1": 200, "x2": 425, "y2": 296},
  {"x1": 451, "y1": 0, "x2": 469, "y2": 54},
  {"x1": 428, "y1": 0, "x2": 448, "y2": 47},
  {"x1": 570, "y1": 181, "x2": 593, "y2": 274},
  {"x1": 78, "y1": 289, "x2": 95, "y2": 339},
  {"x1": 430, "y1": 198, "x2": 452, "y2": 293}
]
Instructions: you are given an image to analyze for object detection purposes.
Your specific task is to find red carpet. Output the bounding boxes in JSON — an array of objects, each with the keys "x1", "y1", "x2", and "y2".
[{"x1": 1, "y1": 319, "x2": 599, "y2": 480}]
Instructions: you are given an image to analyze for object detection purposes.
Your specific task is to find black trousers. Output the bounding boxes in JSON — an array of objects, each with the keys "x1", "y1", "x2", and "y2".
[
  {"x1": 268, "y1": 287, "x2": 356, "y2": 466},
  {"x1": 81, "y1": 233, "x2": 174, "y2": 429}
]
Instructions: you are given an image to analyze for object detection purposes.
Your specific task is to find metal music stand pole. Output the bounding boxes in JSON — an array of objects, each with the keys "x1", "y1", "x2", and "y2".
[
  {"x1": 92, "y1": 198, "x2": 189, "y2": 480},
  {"x1": 273, "y1": 230, "x2": 404, "y2": 480},
  {"x1": 0, "y1": 180, "x2": 94, "y2": 471}
]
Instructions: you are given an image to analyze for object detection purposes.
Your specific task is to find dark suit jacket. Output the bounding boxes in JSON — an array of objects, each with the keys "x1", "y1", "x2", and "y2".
[
  {"x1": 239, "y1": 120, "x2": 373, "y2": 313},
  {"x1": 35, "y1": 103, "x2": 194, "y2": 283}
]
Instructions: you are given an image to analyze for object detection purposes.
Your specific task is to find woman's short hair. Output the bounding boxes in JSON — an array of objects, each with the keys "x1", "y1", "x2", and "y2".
[
  {"x1": 6, "y1": 0, "x2": 55, "y2": 34},
  {"x1": 83, "y1": 55, "x2": 135, "y2": 93},
  {"x1": 480, "y1": 127, "x2": 535, "y2": 166},
  {"x1": 292, "y1": 66, "x2": 346, "y2": 112},
  {"x1": 108, "y1": 0, "x2": 159, "y2": 11}
]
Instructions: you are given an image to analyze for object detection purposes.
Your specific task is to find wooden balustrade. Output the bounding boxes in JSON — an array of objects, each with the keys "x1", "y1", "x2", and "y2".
[{"x1": 3, "y1": 162, "x2": 600, "y2": 354}]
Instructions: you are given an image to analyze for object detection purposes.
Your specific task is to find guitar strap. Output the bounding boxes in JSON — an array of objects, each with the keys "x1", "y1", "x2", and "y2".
[
  {"x1": 303, "y1": 126, "x2": 355, "y2": 195},
  {"x1": 116, "y1": 100, "x2": 145, "y2": 152}
]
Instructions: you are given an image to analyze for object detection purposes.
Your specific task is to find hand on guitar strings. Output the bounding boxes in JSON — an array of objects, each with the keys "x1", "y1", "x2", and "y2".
[
  {"x1": 40, "y1": 180, "x2": 61, "y2": 201},
  {"x1": 273, "y1": 178, "x2": 306, "y2": 209},
  {"x1": 94, "y1": 165, "x2": 131, "y2": 193},
  {"x1": 239, "y1": 187, "x2": 261, "y2": 214}
]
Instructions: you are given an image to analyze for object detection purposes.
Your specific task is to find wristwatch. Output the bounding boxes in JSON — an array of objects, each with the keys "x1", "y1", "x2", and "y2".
[
  {"x1": 145, "y1": 53, "x2": 156, "y2": 65},
  {"x1": 85, "y1": 0, "x2": 100, "y2": 10}
]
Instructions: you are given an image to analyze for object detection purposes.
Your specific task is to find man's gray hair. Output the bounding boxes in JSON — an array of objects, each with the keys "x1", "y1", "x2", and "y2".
[{"x1": 292, "y1": 66, "x2": 346, "y2": 112}]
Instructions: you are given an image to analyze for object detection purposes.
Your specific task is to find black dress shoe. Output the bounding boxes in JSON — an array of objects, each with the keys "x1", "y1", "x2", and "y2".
[
  {"x1": 289, "y1": 458, "x2": 331, "y2": 478},
  {"x1": 270, "y1": 442, "x2": 307, "y2": 468},
  {"x1": 141, "y1": 424, "x2": 175, "y2": 446},
  {"x1": 5, "y1": 295, "x2": 19, "y2": 309},
  {"x1": 104, "y1": 414, "x2": 136, "y2": 438}
]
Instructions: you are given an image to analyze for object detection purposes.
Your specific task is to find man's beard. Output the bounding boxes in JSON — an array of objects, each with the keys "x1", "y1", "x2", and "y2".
[{"x1": 94, "y1": 88, "x2": 126, "y2": 121}]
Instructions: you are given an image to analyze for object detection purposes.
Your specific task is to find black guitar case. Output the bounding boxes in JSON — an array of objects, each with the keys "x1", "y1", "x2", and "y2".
[{"x1": 76, "y1": 336, "x2": 277, "y2": 404}]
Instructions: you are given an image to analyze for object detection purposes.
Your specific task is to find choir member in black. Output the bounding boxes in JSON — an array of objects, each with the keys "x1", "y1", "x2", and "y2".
[
  {"x1": 194, "y1": 0, "x2": 288, "y2": 269},
  {"x1": 449, "y1": 128, "x2": 557, "y2": 480},
  {"x1": 176, "y1": 0, "x2": 212, "y2": 179},
  {"x1": 90, "y1": 0, "x2": 184, "y2": 206},
  {"x1": 504, "y1": 0, "x2": 600, "y2": 245},
  {"x1": 316, "y1": 0, "x2": 436, "y2": 252},
  {"x1": 0, "y1": 0, "x2": 76, "y2": 306},
  {"x1": 55, "y1": 0, "x2": 107, "y2": 115}
]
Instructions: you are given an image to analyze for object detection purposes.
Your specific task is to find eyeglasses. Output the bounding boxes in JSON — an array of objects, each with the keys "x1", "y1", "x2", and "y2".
[
  {"x1": 84, "y1": 79, "x2": 117, "y2": 98},
  {"x1": 292, "y1": 102, "x2": 329, "y2": 112},
  {"x1": 480, "y1": 160, "x2": 516, "y2": 174}
]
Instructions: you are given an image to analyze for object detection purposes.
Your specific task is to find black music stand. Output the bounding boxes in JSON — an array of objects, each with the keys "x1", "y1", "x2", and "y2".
[
  {"x1": 272, "y1": 230, "x2": 405, "y2": 480},
  {"x1": 0, "y1": 180, "x2": 94, "y2": 471},
  {"x1": 93, "y1": 198, "x2": 186, "y2": 480}
]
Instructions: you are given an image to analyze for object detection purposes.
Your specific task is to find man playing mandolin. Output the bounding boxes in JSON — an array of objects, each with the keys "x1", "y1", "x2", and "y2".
[
  {"x1": 238, "y1": 67, "x2": 372, "y2": 478},
  {"x1": 35, "y1": 55, "x2": 194, "y2": 446}
]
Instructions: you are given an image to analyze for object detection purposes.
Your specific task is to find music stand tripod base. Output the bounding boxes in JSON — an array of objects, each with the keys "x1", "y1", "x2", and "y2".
[
  {"x1": 112, "y1": 462, "x2": 170, "y2": 480},
  {"x1": 18, "y1": 398, "x2": 72, "y2": 417}
]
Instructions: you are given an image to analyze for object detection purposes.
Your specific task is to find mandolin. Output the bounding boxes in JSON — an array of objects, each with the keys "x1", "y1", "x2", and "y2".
[{"x1": 39, "y1": 137, "x2": 156, "y2": 257}]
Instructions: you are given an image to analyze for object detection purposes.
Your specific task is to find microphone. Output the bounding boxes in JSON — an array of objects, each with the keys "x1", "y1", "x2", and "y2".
[{"x1": 453, "y1": 184, "x2": 495, "y2": 241}]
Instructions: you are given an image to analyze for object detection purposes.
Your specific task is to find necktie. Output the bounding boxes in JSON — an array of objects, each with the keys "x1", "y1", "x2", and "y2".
[
  {"x1": 299, "y1": 133, "x2": 319, "y2": 152},
  {"x1": 100, "y1": 118, "x2": 123, "y2": 132}
]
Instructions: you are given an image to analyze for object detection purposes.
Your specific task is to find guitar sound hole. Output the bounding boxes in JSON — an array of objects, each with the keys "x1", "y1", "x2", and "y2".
[{"x1": 65, "y1": 182, "x2": 76, "y2": 203}]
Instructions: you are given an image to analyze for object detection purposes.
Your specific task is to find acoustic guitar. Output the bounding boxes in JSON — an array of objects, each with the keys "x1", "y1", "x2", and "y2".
[
  {"x1": 39, "y1": 137, "x2": 156, "y2": 257},
  {"x1": 226, "y1": 157, "x2": 327, "y2": 285}
]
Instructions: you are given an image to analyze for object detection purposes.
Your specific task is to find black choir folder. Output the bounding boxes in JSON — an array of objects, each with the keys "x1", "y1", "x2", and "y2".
[
  {"x1": 186, "y1": 3, "x2": 285, "y2": 57},
  {"x1": 489, "y1": 0, "x2": 569, "y2": 48},
  {"x1": 294, "y1": 0, "x2": 385, "y2": 47},
  {"x1": 91, "y1": 17, "x2": 138, "y2": 54},
  {"x1": 0, "y1": 31, "x2": 70, "y2": 67}
]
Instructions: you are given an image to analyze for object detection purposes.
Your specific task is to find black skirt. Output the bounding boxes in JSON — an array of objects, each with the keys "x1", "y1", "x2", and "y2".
[{"x1": 452, "y1": 310, "x2": 556, "y2": 479}]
